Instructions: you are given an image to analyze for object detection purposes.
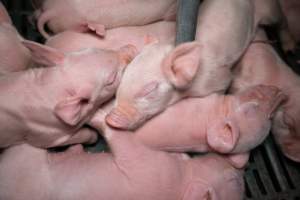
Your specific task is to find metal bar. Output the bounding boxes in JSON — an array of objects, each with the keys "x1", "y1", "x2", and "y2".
[
  {"x1": 175, "y1": 0, "x2": 201, "y2": 45},
  {"x1": 263, "y1": 136, "x2": 290, "y2": 191}
]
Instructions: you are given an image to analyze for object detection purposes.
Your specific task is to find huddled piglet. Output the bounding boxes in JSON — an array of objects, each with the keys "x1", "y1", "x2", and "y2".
[
  {"x1": 231, "y1": 29, "x2": 300, "y2": 162},
  {"x1": 106, "y1": 0, "x2": 295, "y2": 130},
  {"x1": 0, "y1": 41, "x2": 137, "y2": 148},
  {"x1": 91, "y1": 85, "x2": 285, "y2": 155},
  {"x1": 0, "y1": 129, "x2": 245, "y2": 200},
  {"x1": 0, "y1": 2, "x2": 31, "y2": 75},
  {"x1": 45, "y1": 21, "x2": 176, "y2": 52},
  {"x1": 33, "y1": 0, "x2": 177, "y2": 38}
]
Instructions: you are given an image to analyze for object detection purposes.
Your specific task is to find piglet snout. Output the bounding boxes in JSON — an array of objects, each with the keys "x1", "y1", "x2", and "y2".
[{"x1": 105, "y1": 106, "x2": 138, "y2": 130}]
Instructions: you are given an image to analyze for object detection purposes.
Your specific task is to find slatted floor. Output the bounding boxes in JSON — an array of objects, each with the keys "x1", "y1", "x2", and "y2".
[{"x1": 2, "y1": 0, "x2": 300, "y2": 199}]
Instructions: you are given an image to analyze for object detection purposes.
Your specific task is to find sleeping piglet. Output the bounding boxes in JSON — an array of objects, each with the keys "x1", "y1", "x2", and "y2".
[
  {"x1": 0, "y1": 41, "x2": 137, "y2": 148},
  {"x1": 0, "y1": 131, "x2": 245, "y2": 200},
  {"x1": 106, "y1": 0, "x2": 295, "y2": 130},
  {"x1": 0, "y1": 2, "x2": 32, "y2": 74},
  {"x1": 45, "y1": 21, "x2": 176, "y2": 53},
  {"x1": 92, "y1": 85, "x2": 285, "y2": 155},
  {"x1": 33, "y1": 0, "x2": 177, "y2": 38},
  {"x1": 230, "y1": 29, "x2": 300, "y2": 162}
]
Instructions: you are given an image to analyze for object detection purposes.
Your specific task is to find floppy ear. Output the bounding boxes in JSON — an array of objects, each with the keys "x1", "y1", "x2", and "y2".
[
  {"x1": 207, "y1": 118, "x2": 240, "y2": 153},
  {"x1": 182, "y1": 182, "x2": 218, "y2": 200},
  {"x1": 54, "y1": 92, "x2": 93, "y2": 126},
  {"x1": 22, "y1": 40, "x2": 65, "y2": 66},
  {"x1": 162, "y1": 41, "x2": 200, "y2": 89},
  {"x1": 87, "y1": 22, "x2": 106, "y2": 37}
]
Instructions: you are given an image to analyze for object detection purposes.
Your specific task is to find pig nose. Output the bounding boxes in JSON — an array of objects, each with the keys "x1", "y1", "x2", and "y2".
[{"x1": 105, "y1": 106, "x2": 138, "y2": 130}]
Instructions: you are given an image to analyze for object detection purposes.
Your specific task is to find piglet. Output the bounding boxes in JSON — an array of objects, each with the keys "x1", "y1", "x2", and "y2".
[
  {"x1": 0, "y1": 2, "x2": 31, "y2": 74},
  {"x1": 106, "y1": 0, "x2": 295, "y2": 130},
  {"x1": 231, "y1": 29, "x2": 300, "y2": 162},
  {"x1": 45, "y1": 21, "x2": 176, "y2": 53},
  {"x1": 0, "y1": 131, "x2": 245, "y2": 200},
  {"x1": 92, "y1": 85, "x2": 285, "y2": 155},
  {"x1": 0, "y1": 41, "x2": 137, "y2": 148},
  {"x1": 33, "y1": 0, "x2": 177, "y2": 38}
]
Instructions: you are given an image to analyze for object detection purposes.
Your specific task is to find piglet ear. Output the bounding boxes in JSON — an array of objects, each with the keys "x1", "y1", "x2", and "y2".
[
  {"x1": 162, "y1": 41, "x2": 200, "y2": 89},
  {"x1": 207, "y1": 118, "x2": 240, "y2": 153},
  {"x1": 118, "y1": 44, "x2": 138, "y2": 64},
  {"x1": 183, "y1": 182, "x2": 217, "y2": 200},
  {"x1": 54, "y1": 96, "x2": 91, "y2": 126},
  {"x1": 22, "y1": 40, "x2": 65, "y2": 67},
  {"x1": 87, "y1": 22, "x2": 106, "y2": 37}
]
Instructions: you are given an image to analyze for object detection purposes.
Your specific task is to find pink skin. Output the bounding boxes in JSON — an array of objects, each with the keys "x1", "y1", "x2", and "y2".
[
  {"x1": 106, "y1": 0, "x2": 295, "y2": 130},
  {"x1": 0, "y1": 2, "x2": 32, "y2": 75},
  {"x1": 280, "y1": 0, "x2": 300, "y2": 43},
  {"x1": 230, "y1": 29, "x2": 300, "y2": 162},
  {"x1": 34, "y1": 0, "x2": 177, "y2": 38},
  {"x1": 94, "y1": 85, "x2": 285, "y2": 155},
  {"x1": 45, "y1": 21, "x2": 175, "y2": 53},
  {"x1": 0, "y1": 40, "x2": 137, "y2": 148},
  {"x1": 0, "y1": 135, "x2": 245, "y2": 200}
]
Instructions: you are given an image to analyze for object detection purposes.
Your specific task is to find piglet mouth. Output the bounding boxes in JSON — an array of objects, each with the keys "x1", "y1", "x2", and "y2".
[{"x1": 105, "y1": 106, "x2": 139, "y2": 130}]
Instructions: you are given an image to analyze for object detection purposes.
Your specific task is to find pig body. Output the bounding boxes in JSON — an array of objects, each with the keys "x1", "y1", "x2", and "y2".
[
  {"x1": 0, "y1": 132, "x2": 245, "y2": 200},
  {"x1": 35, "y1": 0, "x2": 177, "y2": 38},
  {"x1": 93, "y1": 85, "x2": 285, "y2": 154},
  {"x1": 0, "y1": 41, "x2": 137, "y2": 148},
  {"x1": 0, "y1": 2, "x2": 31, "y2": 74},
  {"x1": 46, "y1": 21, "x2": 176, "y2": 52},
  {"x1": 231, "y1": 29, "x2": 300, "y2": 162},
  {"x1": 106, "y1": 0, "x2": 295, "y2": 130}
]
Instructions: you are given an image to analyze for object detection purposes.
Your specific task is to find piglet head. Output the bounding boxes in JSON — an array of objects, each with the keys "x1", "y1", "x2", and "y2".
[
  {"x1": 106, "y1": 42, "x2": 201, "y2": 130},
  {"x1": 207, "y1": 85, "x2": 287, "y2": 153},
  {"x1": 23, "y1": 40, "x2": 137, "y2": 127}
]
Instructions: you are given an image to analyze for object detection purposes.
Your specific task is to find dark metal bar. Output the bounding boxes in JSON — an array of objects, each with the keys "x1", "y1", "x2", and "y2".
[
  {"x1": 175, "y1": 0, "x2": 201, "y2": 45},
  {"x1": 263, "y1": 136, "x2": 290, "y2": 191}
]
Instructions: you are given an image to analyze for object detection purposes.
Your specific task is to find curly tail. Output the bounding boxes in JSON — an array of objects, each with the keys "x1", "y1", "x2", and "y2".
[{"x1": 37, "y1": 11, "x2": 54, "y2": 39}]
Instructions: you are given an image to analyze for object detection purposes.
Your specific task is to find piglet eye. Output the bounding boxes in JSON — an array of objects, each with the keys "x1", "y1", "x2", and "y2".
[
  {"x1": 105, "y1": 71, "x2": 117, "y2": 86},
  {"x1": 135, "y1": 81, "x2": 159, "y2": 98}
]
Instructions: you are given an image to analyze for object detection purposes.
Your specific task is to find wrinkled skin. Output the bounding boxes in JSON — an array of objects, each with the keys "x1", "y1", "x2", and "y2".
[
  {"x1": 34, "y1": 0, "x2": 177, "y2": 38},
  {"x1": 0, "y1": 2, "x2": 32, "y2": 75},
  {"x1": 106, "y1": 0, "x2": 295, "y2": 130},
  {"x1": 93, "y1": 85, "x2": 285, "y2": 154},
  {"x1": 280, "y1": 0, "x2": 300, "y2": 42},
  {"x1": 46, "y1": 21, "x2": 176, "y2": 52},
  {"x1": 0, "y1": 132, "x2": 245, "y2": 200},
  {"x1": 0, "y1": 41, "x2": 137, "y2": 148},
  {"x1": 231, "y1": 29, "x2": 300, "y2": 162}
]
